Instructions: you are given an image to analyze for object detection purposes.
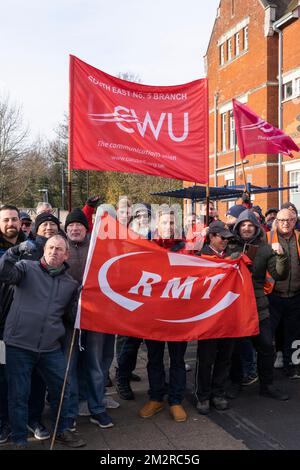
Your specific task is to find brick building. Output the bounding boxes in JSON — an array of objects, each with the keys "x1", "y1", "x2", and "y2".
[{"x1": 185, "y1": 0, "x2": 300, "y2": 219}]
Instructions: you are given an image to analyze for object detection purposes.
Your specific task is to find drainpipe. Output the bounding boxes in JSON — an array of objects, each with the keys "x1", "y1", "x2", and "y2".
[
  {"x1": 214, "y1": 92, "x2": 219, "y2": 187},
  {"x1": 273, "y1": 24, "x2": 283, "y2": 208},
  {"x1": 273, "y1": 8, "x2": 299, "y2": 207}
]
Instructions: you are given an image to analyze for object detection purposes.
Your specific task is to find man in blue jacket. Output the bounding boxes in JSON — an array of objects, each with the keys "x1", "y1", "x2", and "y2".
[{"x1": 0, "y1": 234, "x2": 86, "y2": 448}]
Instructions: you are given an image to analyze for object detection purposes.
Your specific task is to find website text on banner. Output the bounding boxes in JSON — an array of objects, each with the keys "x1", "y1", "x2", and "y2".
[
  {"x1": 76, "y1": 212, "x2": 259, "y2": 342},
  {"x1": 69, "y1": 55, "x2": 209, "y2": 184},
  {"x1": 233, "y1": 99, "x2": 300, "y2": 159}
]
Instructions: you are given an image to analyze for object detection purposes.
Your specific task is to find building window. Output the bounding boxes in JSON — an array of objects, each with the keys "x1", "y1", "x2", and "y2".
[
  {"x1": 244, "y1": 26, "x2": 248, "y2": 50},
  {"x1": 235, "y1": 32, "x2": 240, "y2": 56},
  {"x1": 289, "y1": 171, "x2": 300, "y2": 211},
  {"x1": 284, "y1": 81, "x2": 293, "y2": 100},
  {"x1": 229, "y1": 111, "x2": 235, "y2": 149},
  {"x1": 221, "y1": 113, "x2": 227, "y2": 152},
  {"x1": 228, "y1": 38, "x2": 232, "y2": 61},
  {"x1": 220, "y1": 44, "x2": 225, "y2": 66}
]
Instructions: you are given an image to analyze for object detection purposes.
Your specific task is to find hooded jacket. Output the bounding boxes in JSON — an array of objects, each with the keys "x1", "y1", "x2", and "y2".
[{"x1": 227, "y1": 210, "x2": 289, "y2": 321}]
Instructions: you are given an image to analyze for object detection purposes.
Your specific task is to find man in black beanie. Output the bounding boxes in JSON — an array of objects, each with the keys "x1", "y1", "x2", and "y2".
[{"x1": 64, "y1": 208, "x2": 117, "y2": 430}]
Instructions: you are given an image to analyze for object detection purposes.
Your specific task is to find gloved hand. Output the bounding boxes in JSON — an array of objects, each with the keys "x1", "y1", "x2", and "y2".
[
  {"x1": 11, "y1": 240, "x2": 37, "y2": 256},
  {"x1": 86, "y1": 195, "x2": 101, "y2": 208}
]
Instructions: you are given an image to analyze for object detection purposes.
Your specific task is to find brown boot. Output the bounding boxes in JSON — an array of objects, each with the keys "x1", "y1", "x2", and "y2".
[
  {"x1": 169, "y1": 404, "x2": 187, "y2": 422},
  {"x1": 139, "y1": 400, "x2": 164, "y2": 418}
]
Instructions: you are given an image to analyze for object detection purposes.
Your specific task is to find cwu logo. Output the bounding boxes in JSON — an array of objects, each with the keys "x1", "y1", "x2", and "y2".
[{"x1": 88, "y1": 106, "x2": 189, "y2": 142}]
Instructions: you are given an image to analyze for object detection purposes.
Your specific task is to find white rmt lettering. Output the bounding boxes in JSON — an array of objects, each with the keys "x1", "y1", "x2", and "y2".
[
  {"x1": 202, "y1": 274, "x2": 225, "y2": 299},
  {"x1": 161, "y1": 277, "x2": 198, "y2": 300},
  {"x1": 128, "y1": 271, "x2": 162, "y2": 297},
  {"x1": 291, "y1": 340, "x2": 300, "y2": 365}
]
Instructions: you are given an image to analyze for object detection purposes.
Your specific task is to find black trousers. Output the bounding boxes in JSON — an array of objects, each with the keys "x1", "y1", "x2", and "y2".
[
  {"x1": 251, "y1": 317, "x2": 274, "y2": 385},
  {"x1": 195, "y1": 338, "x2": 235, "y2": 401}
]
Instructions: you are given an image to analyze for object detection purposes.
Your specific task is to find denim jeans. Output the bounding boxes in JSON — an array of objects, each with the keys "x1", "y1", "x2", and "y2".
[
  {"x1": 145, "y1": 340, "x2": 187, "y2": 405},
  {"x1": 6, "y1": 346, "x2": 70, "y2": 444},
  {"x1": 69, "y1": 332, "x2": 115, "y2": 417}
]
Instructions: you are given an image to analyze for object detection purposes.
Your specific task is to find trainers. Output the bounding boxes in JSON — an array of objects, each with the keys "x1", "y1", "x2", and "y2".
[
  {"x1": 116, "y1": 379, "x2": 135, "y2": 400},
  {"x1": 211, "y1": 396, "x2": 229, "y2": 411},
  {"x1": 0, "y1": 422, "x2": 11, "y2": 444},
  {"x1": 56, "y1": 430, "x2": 86, "y2": 448},
  {"x1": 169, "y1": 404, "x2": 187, "y2": 422},
  {"x1": 66, "y1": 418, "x2": 77, "y2": 432},
  {"x1": 27, "y1": 422, "x2": 50, "y2": 440},
  {"x1": 242, "y1": 373, "x2": 258, "y2": 386},
  {"x1": 139, "y1": 400, "x2": 164, "y2": 418},
  {"x1": 196, "y1": 399, "x2": 210, "y2": 415},
  {"x1": 274, "y1": 351, "x2": 284, "y2": 369},
  {"x1": 78, "y1": 401, "x2": 91, "y2": 416},
  {"x1": 260, "y1": 384, "x2": 289, "y2": 401},
  {"x1": 103, "y1": 396, "x2": 120, "y2": 409},
  {"x1": 90, "y1": 412, "x2": 114, "y2": 428}
]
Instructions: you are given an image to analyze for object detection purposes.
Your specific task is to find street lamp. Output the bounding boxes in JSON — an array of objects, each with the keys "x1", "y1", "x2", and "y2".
[
  {"x1": 54, "y1": 162, "x2": 65, "y2": 209},
  {"x1": 38, "y1": 188, "x2": 49, "y2": 202}
]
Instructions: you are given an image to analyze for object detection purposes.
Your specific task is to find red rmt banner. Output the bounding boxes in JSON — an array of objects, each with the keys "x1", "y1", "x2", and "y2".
[
  {"x1": 76, "y1": 213, "x2": 259, "y2": 342},
  {"x1": 233, "y1": 99, "x2": 300, "y2": 159},
  {"x1": 69, "y1": 55, "x2": 209, "y2": 183}
]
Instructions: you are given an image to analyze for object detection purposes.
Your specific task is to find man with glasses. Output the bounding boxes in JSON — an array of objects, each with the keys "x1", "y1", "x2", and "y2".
[
  {"x1": 19, "y1": 212, "x2": 33, "y2": 239},
  {"x1": 267, "y1": 208, "x2": 300, "y2": 379}
]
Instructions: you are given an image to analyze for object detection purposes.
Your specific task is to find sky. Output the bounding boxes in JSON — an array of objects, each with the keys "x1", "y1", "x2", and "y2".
[{"x1": 0, "y1": 0, "x2": 220, "y2": 141}]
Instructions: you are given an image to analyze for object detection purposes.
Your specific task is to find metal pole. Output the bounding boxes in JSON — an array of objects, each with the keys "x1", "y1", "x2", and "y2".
[
  {"x1": 234, "y1": 130, "x2": 237, "y2": 186},
  {"x1": 214, "y1": 93, "x2": 219, "y2": 187},
  {"x1": 61, "y1": 163, "x2": 65, "y2": 210},
  {"x1": 274, "y1": 26, "x2": 283, "y2": 208}
]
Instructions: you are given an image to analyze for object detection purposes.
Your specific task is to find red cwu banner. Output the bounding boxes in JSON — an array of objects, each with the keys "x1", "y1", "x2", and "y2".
[
  {"x1": 69, "y1": 56, "x2": 209, "y2": 183},
  {"x1": 76, "y1": 213, "x2": 259, "y2": 341}
]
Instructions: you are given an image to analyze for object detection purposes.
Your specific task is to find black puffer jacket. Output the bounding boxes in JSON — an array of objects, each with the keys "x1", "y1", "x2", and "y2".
[{"x1": 227, "y1": 210, "x2": 289, "y2": 321}]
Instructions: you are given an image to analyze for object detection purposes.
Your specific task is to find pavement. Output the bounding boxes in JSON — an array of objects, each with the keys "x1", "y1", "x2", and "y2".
[{"x1": 1, "y1": 341, "x2": 300, "y2": 451}]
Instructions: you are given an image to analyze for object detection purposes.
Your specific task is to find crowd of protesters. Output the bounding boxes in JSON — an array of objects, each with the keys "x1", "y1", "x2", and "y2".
[{"x1": 0, "y1": 193, "x2": 300, "y2": 448}]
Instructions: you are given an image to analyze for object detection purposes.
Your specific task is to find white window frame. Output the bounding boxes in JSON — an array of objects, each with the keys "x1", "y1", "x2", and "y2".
[
  {"x1": 289, "y1": 170, "x2": 300, "y2": 212},
  {"x1": 228, "y1": 38, "x2": 232, "y2": 61},
  {"x1": 229, "y1": 111, "x2": 235, "y2": 150},
  {"x1": 220, "y1": 44, "x2": 225, "y2": 66},
  {"x1": 221, "y1": 113, "x2": 227, "y2": 152},
  {"x1": 227, "y1": 179, "x2": 235, "y2": 209},
  {"x1": 244, "y1": 26, "x2": 248, "y2": 50},
  {"x1": 235, "y1": 32, "x2": 240, "y2": 56},
  {"x1": 295, "y1": 78, "x2": 300, "y2": 97}
]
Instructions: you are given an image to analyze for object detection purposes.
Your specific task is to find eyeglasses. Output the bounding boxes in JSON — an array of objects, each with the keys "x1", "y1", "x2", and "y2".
[
  {"x1": 215, "y1": 234, "x2": 229, "y2": 240},
  {"x1": 277, "y1": 218, "x2": 295, "y2": 224},
  {"x1": 21, "y1": 221, "x2": 32, "y2": 227}
]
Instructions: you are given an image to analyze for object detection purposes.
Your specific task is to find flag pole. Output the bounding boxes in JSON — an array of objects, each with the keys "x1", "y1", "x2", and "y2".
[
  {"x1": 205, "y1": 184, "x2": 210, "y2": 226},
  {"x1": 241, "y1": 159, "x2": 247, "y2": 189},
  {"x1": 50, "y1": 327, "x2": 77, "y2": 450},
  {"x1": 68, "y1": 55, "x2": 74, "y2": 212}
]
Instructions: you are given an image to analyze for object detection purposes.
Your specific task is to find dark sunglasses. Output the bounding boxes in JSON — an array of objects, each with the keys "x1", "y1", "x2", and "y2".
[{"x1": 21, "y1": 221, "x2": 32, "y2": 227}]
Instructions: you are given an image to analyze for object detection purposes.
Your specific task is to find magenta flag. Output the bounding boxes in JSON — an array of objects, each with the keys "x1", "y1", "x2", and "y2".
[{"x1": 233, "y1": 99, "x2": 300, "y2": 159}]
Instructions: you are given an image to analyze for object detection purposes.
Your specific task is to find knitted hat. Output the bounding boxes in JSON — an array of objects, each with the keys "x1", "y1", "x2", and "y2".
[
  {"x1": 226, "y1": 205, "x2": 247, "y2": 219},
  {"x1": 35, "y1": 212, "x2": 60, "y2": 232},
  {"x1": 65, "y1": 208, "x2": 89, "y2": 231}
]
